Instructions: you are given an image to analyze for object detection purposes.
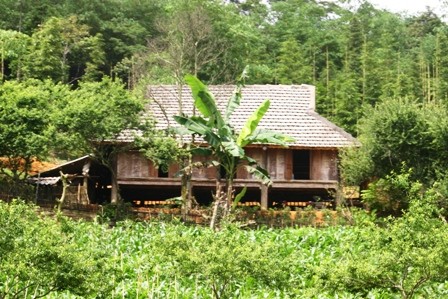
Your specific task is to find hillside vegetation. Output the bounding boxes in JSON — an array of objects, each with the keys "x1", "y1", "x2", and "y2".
[{"x1": 1, "y1": 0, "x2": 448, "y2": 134}]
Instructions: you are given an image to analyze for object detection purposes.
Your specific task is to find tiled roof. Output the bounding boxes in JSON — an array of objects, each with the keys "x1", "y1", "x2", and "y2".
[{"x1": 118, "y1": 84, "x2": 358, "y2": 149}]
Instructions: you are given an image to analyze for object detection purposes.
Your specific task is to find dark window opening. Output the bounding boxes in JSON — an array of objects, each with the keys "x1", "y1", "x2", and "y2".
[
  {"x1": 158, "y1": 168, "x2": 169, "y2": 178},
  {"x1": 293, "y1": 150, "x2": 310, "y2": 180}
]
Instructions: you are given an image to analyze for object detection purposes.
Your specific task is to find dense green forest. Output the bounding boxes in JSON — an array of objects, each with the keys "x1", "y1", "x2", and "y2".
[{"x1": 2, "y1": 0, "x2": 448, "y2": 134}]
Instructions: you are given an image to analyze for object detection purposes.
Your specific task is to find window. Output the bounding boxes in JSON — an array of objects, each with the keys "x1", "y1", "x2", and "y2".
[{"x1": 293, "y1": 150, "x2": 310, "y2": 180}]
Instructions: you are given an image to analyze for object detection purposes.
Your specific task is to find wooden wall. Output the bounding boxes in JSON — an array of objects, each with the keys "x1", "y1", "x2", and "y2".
[
  {"x1": 192, "y1": 155, "x2": 216, "y2": 179},
  {"x1": 310, "y1": 150, "x2": 338, "y2": 181},
  {"x1": 117, "y1": 151, "x2": 215, "y2": 180},
  {"x1": 117, "y1": 151, "x2": 155, "y2": 179},
  {"x1": 235, "y1": 148, "x2": 293, "y2": 180},
  {"x1": 235, "y1": 148, "x2": 338, "y2": 181},
  {"x1": 117, "y1": 148, "x2": 338, "y2": 182}
]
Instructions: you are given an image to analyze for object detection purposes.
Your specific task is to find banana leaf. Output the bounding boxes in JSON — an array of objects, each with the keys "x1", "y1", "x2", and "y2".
[{"x1": 237, "y1": 100, "x2": 270, "y2": 147}]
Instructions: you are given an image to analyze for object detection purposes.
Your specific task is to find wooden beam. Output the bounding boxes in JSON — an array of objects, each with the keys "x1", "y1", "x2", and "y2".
[{"x1": 118, "y1": 178, "x2": 338, "y2": 190}]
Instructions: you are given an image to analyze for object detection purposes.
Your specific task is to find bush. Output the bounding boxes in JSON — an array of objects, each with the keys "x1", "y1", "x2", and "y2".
[
  {"x1": 1, "y1": 198, "x2": 448, "y2": 298},
  {"x1": 362, "y1": 167, "x2": 421, "y2": 216},
  {"x1": 318, "y1": 191, "x2": 448, "y2": 299},
  {"x1": 0, "y1": 200, "x2": 113, "y2": 298}
]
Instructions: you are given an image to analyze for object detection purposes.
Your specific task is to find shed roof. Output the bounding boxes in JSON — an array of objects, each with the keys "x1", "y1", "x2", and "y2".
[{"x1": 119, "y1": 84, "x2": 358, "y2": 149}]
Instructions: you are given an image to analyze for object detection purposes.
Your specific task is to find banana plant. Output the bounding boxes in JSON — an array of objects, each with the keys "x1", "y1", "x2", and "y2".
[{"x1": 174, "y1": 74, "x2": 293, "y2": 220}]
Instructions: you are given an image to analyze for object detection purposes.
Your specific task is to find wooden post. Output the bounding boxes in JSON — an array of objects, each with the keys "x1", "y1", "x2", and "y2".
[
  {"x1": 34, "y1": 172, "x2": 40, "y2": 204},
  {"x1": 261, "y1": 146, "x2": 269, "y2": 210},
  {"x1": 77, "y1": 183, "x2": 81, "y2": 203},
  {"x1": 261, "y1": 184, "x2": 268, "y2": 210},
  {"x1": 83, "y1": 177, "x2": 90, "y2": 204},
  {"x1": 110, "y1": 154, "x2": 119, "y2": 204}
]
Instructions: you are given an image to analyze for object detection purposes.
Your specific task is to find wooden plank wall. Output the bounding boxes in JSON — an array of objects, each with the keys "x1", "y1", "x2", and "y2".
[
  {"x1": 117, "y1": 149, "x2": 338, "y2": 181},
  {"x1": 243, "y1": 148, "x2": 338, "y2": 181},
  {"x1": 310, "y1": 150, "x2": 338, "y2": 181},
  {"x1": 236, "y1": 148, "x2": 290, "y2": 180},
  {"x1": 117, "y1": 151, "x2": 153, "y2": 179},
  {"x1": 236, "y1": 148, "x2": 264, "y2": 179},
  {"x1": 267, "y1": 148, "x2": 291, "y2": 180}
]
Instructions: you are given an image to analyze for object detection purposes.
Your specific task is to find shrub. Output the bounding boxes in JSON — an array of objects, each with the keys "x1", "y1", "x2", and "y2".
[
  {"x1": 0, "y1": 200, "x2": 113, "y2": 298},
  {"x1": 318, "y1": 191, "x2": 448, "y2": 299},
  {"x1": 362, "y1": 167, "x2": 421, "y2": 216}
]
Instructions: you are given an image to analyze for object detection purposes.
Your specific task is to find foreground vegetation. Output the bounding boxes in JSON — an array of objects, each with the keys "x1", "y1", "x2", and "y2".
[{"x1": 2, "y1": 191, "x2": 448, "y2": 299}]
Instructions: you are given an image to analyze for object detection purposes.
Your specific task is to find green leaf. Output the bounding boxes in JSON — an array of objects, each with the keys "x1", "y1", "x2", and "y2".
[
  {"x1": 204, "y1": 131, "x2": 222, "y2": 149},
  {"x1": 190, "y1": 147, "x2": 213, "y2": 156},
  {"x1": 232, "y1": 186, "x2": 247, "y2": 210},
  {"x1": 172, "y1": 126, "x2": 193, "y2": 136},
  {"x1": 222, "y1": 140, "x2": 244, "y2": 157},
  {"x1": 249, "y1": 129, "x2": 295, "y2": 146},
  {"x1": 184, "y1": 74, "x2": 224, "y2": 128},
  {"x1": 245, "y1": 165, "x2": 272, "y2": 186},
  {"x1": 173, "y1": 115, "x2": 210, "y2": 136},
  {"x1": 245, "y1": 156, "x2": 257, "y2": 165},
  {"x1": 225, "y1": 85, "x2": 242, "y2": 122},
  {"x1": 237, "y1": 100, "x2": 270, "y2": 147},
  {"x1": 218, "y1": 125, "x2": 234, "y2": 142}
]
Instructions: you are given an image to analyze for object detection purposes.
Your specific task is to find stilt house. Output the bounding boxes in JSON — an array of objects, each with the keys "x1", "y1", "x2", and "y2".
[{"x1": 116, "y1": 84, "x2": 358, "y2": 209}]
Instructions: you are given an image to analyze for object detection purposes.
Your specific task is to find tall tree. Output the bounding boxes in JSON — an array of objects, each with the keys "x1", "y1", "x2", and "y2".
[
  {"x1": 54, "y1": 77, "x2": 144, "y2": 203},
  {"x1": 22, "y1": 16, "x2": 104, "y2": 84},
  {"x1": 0, "y1": 79, "x2": 68, "y2": 198},
  {"x1": 276, "y1": 38, "x2": 313, "y2": 84},
  {"x1": 0, "y1": 29, "x2": 29, "y2": 81},
  {"x1": 340, "y1": 98, "x2": 437, "y2": 186}
]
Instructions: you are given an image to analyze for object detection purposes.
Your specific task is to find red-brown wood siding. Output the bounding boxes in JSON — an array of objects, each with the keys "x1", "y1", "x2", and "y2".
[
  {"x1": 117, "y1": 151, "x2": 151, "y2": 179},
  {"x1": 310, "y1": 150, "x2": 338, "y2": 180}
]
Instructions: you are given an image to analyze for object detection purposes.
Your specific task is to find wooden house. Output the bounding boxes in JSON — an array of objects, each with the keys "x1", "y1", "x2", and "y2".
[{"x1": 116, "y1": 84, "x2": 358, "y2": 209}]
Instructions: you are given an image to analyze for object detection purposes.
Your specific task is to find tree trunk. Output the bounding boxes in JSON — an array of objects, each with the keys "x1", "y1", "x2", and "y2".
[
  {"x1": 261, "y1": 184, "x2": 268, "y2": 210},
  {"x1": 210, "y1": 181, "x2": 223, "y2": 230},
  {"x1": 181, "y1": 169, "x2": 192, "y2": 222},
  {"x1": 226, "y1": 177, "x2": 233, "y2": 208},
  {"x1": 110, "y1": 171, "x2": 119, "y2": 204},
  {"x1": 108, "y1": 152, "x2": 120, "y2": 204}
]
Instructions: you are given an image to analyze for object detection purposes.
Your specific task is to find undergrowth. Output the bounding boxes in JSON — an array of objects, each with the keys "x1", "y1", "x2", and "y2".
[{"x1": 1, "y1": 195, "x2": 447, "y2": 299}]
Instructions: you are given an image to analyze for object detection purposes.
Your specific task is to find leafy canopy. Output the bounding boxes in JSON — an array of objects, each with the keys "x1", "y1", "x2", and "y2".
[{"x1": 0, "y1": 79, "x2": 68, "y2": 178}]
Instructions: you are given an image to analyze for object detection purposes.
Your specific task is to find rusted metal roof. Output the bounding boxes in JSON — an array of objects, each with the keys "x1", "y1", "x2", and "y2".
[{"x1": 118, "y1": 84, "x2": 358, "y2": 149}]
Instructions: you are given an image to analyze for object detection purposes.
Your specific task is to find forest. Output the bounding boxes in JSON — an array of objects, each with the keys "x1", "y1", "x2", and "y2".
[
  {"x1": 2, "y1": 0, "x2": 448, "y2": 136},
  {"x1": 3, "y1": 0, "x2": 448, "y2": 298}
]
